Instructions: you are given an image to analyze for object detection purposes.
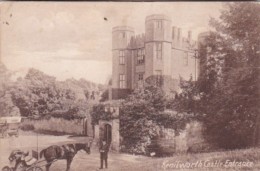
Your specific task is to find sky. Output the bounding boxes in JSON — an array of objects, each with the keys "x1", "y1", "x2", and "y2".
[{"x1": 1, "y1": 2, "x2": 222, "y2": 84}]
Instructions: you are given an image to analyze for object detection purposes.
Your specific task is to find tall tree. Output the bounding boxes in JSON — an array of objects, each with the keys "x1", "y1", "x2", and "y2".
[
  {"x1": 177, "y1": 2, "x2": 260, "y2": 149},
  {"x1": 203, "y1": 2, "x2": 260, "y2": 148}
]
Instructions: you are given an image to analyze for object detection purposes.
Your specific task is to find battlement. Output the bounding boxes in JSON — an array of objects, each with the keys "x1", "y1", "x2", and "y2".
[
  {"x1": 145, "y1": 14, "x2": 171, "y2": 22},
  {"x1": 129, "y1": 33, "x2": 145, "y2": 49},
  {"x1": 112, "y1": 14, "x2": 200, "y2": 97},
  {"x1": 112, "y1": 26, "x2": 135, "y2": 50},
  {"x1": 112, "y1": 26, "x2": 135, "y2": 33},
  {"x1": 172, "y1": 27, "x2": 197, "y2": 50}
]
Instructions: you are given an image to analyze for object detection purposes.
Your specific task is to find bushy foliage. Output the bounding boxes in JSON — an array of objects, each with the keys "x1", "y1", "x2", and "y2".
[
  {"x1": 176, "y1": 2, "x2": 260, "y2": 149},
  {"x1": 119, "y1": 85, "x2": 194, "y2": 154},
  {"x1": 22, "y1": 118, "x2": 83, "y2": 135},
  {"x1": 99, "y1": 89, "x2": 109, "y2": 102},
  {"x1": 90, "y1": 103, "x2": 118, "y2": 125},
  {"x1": 0, "y1": 67, "x2": 102, "y2": 120},
  {"x1": 0, "y1": 63, "x2": 20, "y2": 117},
  {"x1": 20, "y1": 123, "x2": 35, "y2": 131}
]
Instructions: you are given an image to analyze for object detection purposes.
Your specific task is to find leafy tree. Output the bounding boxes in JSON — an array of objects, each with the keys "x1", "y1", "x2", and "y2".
[
  {"x1": 119, "y1": 85, "x2": 166, "y2": 154},
  {"x1": 7, "y1": 68, "x2": 100, "y2": 119},
  {"x1": 0, "y1": 63, "x2": 20, "y2": 116},
  {"x1": 90, "y1": 103, "x2": 117, "y2": 126},
  {"x1": 119, "y1": 84, "x2": 193, "y2": 154},
  {"x1": 99, "y1": 89, "x2": 109, "y2": 102},
  {"x1": 177, "y1": 2, "x2": 260, "y2": 149}
]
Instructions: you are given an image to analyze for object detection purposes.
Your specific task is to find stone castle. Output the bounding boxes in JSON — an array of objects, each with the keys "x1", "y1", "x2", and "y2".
[
  {"x1": 111, "y1": 14, "x2": 200, "y2": 99},
  {"x1": 95, "y1": 14, "x2": 204, "y2": 151}
]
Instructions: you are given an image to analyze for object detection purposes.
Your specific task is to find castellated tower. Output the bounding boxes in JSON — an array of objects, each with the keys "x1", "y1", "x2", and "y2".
[
  {"x1": 111, "y1": 14, "x2": 200, "y2": 99},
  {"x1": 145, "y1": 14, "x2": 172, "y2": 78},
  {"x1": 111, "y1": 26, "x2": 134, "y2": 99}
]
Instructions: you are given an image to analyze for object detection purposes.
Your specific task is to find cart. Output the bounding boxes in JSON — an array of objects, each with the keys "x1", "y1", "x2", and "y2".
[
  {"x1": 1, "y1": 121, "x2": 58, "y2": 171},
  {"x1": 1, "y1": 149, "x2": 58, "y2": 171},
  {"x1": 0, "y1": 117, "x2": 22, "y2": 138}
]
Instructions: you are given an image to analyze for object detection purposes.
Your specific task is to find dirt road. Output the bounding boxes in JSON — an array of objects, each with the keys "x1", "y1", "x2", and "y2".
[
  {"x1": 0, "y1": 131, "x2": 148, "y2": 171},
  {"x1": 1, "y1": 132, "x2": 259, "y2": 171}
]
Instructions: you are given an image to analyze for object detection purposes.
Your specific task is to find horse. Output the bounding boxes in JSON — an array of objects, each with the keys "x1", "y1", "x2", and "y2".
[{"x1": 40, "y1": 142, "x2": 91, "y2": 171}]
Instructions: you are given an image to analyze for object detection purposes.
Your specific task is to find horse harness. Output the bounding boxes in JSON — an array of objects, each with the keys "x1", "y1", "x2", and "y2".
[{"x1": 51, "y1": 144, "x2": 76, "y2": 159}]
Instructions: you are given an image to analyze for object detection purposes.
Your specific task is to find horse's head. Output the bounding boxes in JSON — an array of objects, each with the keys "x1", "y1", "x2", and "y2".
[{"x1": 75, "y1": 142, "x2": 91, "y2": 154}]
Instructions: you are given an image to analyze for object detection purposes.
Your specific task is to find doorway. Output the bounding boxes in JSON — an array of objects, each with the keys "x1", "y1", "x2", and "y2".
[{"x1": 104, "y1": 124, "x2": 112, "y2": 143}]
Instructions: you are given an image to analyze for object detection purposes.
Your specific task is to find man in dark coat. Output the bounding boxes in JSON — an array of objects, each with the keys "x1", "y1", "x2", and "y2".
[{"x1": 99, "y1": 140, "x2": 110, "y2": 169}]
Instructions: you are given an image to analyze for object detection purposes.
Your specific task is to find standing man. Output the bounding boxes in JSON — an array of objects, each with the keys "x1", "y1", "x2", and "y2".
[{"x1": 99, "y1": 140, "x2": 110, "y2": 169}]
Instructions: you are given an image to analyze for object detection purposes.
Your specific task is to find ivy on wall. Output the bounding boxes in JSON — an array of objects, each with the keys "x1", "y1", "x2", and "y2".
[{"x1": 90, "y1": 103, "x2": 119, "y2": 125}]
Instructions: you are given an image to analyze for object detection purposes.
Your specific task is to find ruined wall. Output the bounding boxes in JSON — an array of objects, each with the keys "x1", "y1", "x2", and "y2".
[{"x1": 150, "y1": 121, "x2": 207, "y2": 155}]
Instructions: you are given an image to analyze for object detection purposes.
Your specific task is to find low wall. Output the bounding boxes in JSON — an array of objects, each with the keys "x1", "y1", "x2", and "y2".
[{"x1": 149, "y1": 121, "x2": 208, "y2": 156}]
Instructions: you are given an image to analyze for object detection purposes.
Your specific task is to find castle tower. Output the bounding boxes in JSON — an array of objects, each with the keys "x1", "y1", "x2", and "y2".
[
  {"x1": 198, "y1": 32, "x2": 210, "y2": 48},
  {"x1": 144, "y1": 14, "x2": 172, "y2": 79},
  {"x1": 111, "y1": 26, "x2": 134, "y2": 99}
]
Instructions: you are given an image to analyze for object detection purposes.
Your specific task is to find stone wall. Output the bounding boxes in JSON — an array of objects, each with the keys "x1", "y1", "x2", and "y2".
[
  {"x1": 149, "y1": 121, "x2": 207, "y2": 156},
  {"x1": 97, "y1": 119, "x2": 120, "y2": 151}
]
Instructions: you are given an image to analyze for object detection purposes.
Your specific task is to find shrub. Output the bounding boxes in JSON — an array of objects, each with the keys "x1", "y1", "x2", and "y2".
[
  {"x1": 120, "y1": 85, "x2": 193, "y2": 155},
  {"x1": 20, "y1": 123, "x2": 35, "y2": 131},
  {"x1": 22, "y1": 118, "x2": 83, "y2": 135}
]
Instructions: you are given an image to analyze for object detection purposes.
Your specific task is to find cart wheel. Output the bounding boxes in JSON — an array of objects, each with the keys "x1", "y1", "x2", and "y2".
[
  {"x1": 27, "y1": 167, "x2": 43, "y2": 171},
  {"x1": 2, "y1": 166, "x2": 11, "y2": 171},
  {"x1": 35, "y1": 167, "x2": 43, "y2": 171},
  {"x1": 15, "y1": 162, "x2": 26, "y2": 171}
]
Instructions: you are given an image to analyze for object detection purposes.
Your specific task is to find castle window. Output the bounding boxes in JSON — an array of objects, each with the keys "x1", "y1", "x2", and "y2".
[
  {"x1": 156, "y1": 43, "x2": 162, "y2": 59},
  {"x1": 183, "y1": 52, "x2": 188, "y2": 66},
  {"x1": 137, "y1": 73, "x2": 144, "y2": 81},
  {"x1": 119, "y1": 50, "x2": 125, "y2": 65},
  {"x1": 137, "y1": 49, "x2": 145, "y2": 65},
  {"x1": 156, "y1": 20, "x2": 162, "y2": 29},
  {"x1": 119, "y1": 74, "x2": 126, "y2": 88},
  {"x1": 137, "y1": 73, "x2": 144, "y2": 88}
]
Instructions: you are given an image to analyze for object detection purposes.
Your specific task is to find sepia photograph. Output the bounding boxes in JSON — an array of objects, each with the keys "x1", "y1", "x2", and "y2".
[{"x1": 0, "y1": 1, "x2": 259, "y2": 171}]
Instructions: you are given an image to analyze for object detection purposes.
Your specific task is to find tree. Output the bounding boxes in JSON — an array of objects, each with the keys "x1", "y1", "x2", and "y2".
[
  {"x1": 119, "y1": 85, "x2": 166, "y2": 154},
  {"x1": 177, "y1": 2, "x2": 260, "y2": 149},
  {"x1": 119, "y1": 84, "x2": 193, "y2": 154},
  {"x1": 99, "y1": 89, "x2": 109, "y2": 102},
  {"x1": 0, "y1": 63, "x2": 20, "y2": 116}
]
